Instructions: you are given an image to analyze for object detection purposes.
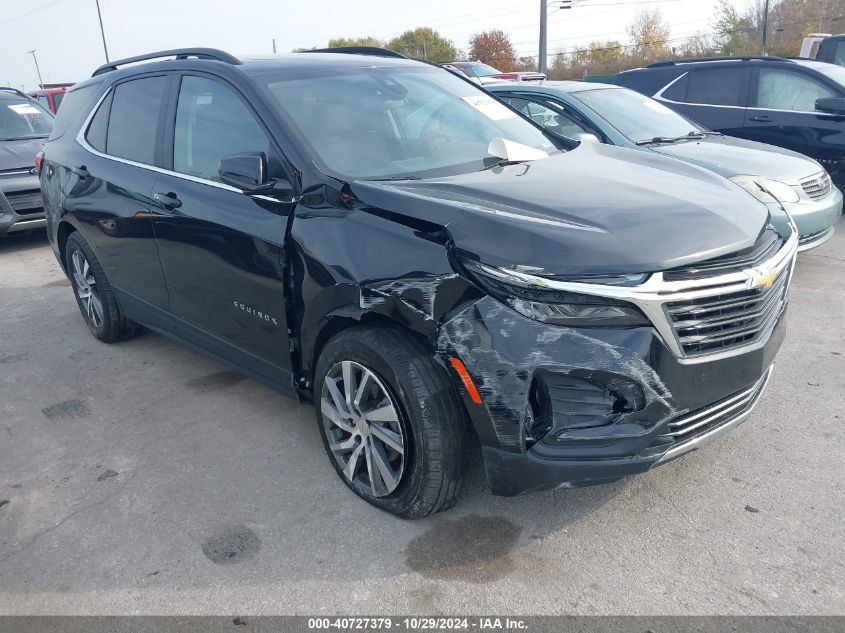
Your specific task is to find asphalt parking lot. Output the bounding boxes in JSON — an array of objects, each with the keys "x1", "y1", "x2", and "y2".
[{"x1": 0, "y1": 224, "x2": 842, "y2": 616}]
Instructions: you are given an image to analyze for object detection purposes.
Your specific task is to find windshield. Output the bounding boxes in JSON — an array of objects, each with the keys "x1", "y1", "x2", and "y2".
[
  {"x1": 0, "y1": 98, "x2": 53, "y2": 141},
  {"x1": 570, "y1": 87, "x2": 704, "y2": 143},
  {"x1": 460, "y1": 63, "x2": 502, "y2": 77},
  {"x1": 261, "y1": 65, "x2": 555, "y2": 180}
]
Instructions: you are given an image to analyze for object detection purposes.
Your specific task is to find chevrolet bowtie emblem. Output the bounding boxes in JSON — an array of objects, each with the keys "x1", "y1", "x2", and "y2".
[{"x1": 751, "y1": 269, "x2": 777, "y2": 289}]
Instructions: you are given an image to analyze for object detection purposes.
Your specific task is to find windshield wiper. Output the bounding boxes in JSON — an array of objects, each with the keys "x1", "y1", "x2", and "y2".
[
  {"x1": 2, "y1": 134, "x2": 49, "y2": 141},
  {"x1": 636, "y1": 131, "x2": 705, "y2": 146},
  {"x1": 367, "y1": 175, "x2": 422, "y2": 181}
]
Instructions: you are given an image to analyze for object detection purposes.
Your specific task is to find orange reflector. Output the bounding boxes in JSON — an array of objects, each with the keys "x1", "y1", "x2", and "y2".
[{"x1": 449, "y1": 356, "x2": 483, "y2": 405}]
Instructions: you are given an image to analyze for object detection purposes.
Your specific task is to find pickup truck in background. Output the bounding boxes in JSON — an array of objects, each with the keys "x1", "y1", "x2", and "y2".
[{"x1": 801, "y1": 34, "x2": 845, "y2": 66}]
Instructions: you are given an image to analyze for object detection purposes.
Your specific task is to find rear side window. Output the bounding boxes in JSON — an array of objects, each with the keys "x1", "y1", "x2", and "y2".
[
  {"x1": 106, "y1": 76, "x2": 167, "y2": 165},
  {"x1": 683, "y1": 68, "x2": 746, "y2": 106},
  {"x1": 173, "y1": 75, "x2": 272, "y2": 182},
  {"x1": 85, "y1": 92, "x2": 112, "y2": 152},
  {"x1": 48, "y1": 83, "x2": 98, "y2": 141}
]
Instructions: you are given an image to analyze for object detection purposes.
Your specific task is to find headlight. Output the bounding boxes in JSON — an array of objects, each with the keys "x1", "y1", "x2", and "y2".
[
  {"x1": 730, "y1": 175, "x2": 800, "y2": 204},
  {"x1": 463, "y1": 260, "x2": 650, "y2": 327}
]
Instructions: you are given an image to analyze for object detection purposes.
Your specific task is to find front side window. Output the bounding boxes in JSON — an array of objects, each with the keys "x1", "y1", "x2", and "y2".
[
  {"x1": 684, "y1": 67, "x2": 746, "y2": 106},
  {"x1": 756, "y1": 68, "x2": 836, "y2": 111},
  {"x1": 173, "y1": 75, "x2": 272, "y2": 182},
  {"x1": 261, "y1": 66, "x2": 555, "y2": 180},
  {"x1": 571, "y1": 87, "x2": 703, "y2": 143},
  {"x1": 0, "y1": 97, "x2": 52, "y2": 141},
  {"x1": 106, "y1": 76, "x2": 167, "y2": 165},
  {"x1": 505, "y1": 97, "x2": 590, "y2": 139}
]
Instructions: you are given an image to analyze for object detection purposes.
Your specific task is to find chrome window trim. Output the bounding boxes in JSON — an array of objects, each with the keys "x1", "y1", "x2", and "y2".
[
  {"x1": 477, "y1": 229, "x2": 798, "y2": 364},
  {"x1": 74, "y1": 85, "x2": 243, "y2": 195}
]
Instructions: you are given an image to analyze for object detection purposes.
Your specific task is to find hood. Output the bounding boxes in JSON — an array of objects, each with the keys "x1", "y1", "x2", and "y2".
[
  {"x1": 649, "y1": 135, "x2": 822, "y2": 184},
  {"x1": 349, "y1": 142, "x2": 770, "y2": 276},
  {"x1": 0, "y1": 137, "x2": 45, "y2": 172}
]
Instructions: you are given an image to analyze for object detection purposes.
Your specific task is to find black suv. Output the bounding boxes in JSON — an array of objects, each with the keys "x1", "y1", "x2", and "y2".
[
  {"x1": 616, "y1": 57, "x2": 845, "y2": 186},
  {"x1": 40, "y1": 48, "x2": 797, "y2": 517},
  {"x1": 1, "y1": 87, "x2": 53, "y2": 236}
]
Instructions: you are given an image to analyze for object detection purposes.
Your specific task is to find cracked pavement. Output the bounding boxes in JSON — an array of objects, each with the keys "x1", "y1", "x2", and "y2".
[{"x1": 0, "y1": 224, "x2": 843, "y2": 615}]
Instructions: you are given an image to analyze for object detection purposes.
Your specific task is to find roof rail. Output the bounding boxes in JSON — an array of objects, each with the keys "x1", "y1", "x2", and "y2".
[
  {"x1": 647, "y1": 55, "x2": 790, "y2": 68},
  {"x1": 301, "y1": 46, "x2": 408, "y2": 59},
  {"x1": 0, "y1": 86, "x2": 31, "y2": 99},
  {"x1": 92, "y1": 48, "x2": 241, "y2": 77}
]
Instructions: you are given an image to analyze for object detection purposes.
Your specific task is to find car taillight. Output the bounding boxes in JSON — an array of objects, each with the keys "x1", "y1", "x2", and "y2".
[{"x1": 34, "y1": 151, "x2": 44, "y2": 176}]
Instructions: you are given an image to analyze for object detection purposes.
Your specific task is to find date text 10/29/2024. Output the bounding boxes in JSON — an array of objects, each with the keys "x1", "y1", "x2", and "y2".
[{"x1": 307, "y1": 618, "x2": 528, "y2": 631}]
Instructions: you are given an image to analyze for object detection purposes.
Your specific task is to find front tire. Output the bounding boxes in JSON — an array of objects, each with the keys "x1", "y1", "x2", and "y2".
[
  {"x1": 65, "y1": 232, "x2": 140, "y2": 343},
  {"x1": 314, "y1": 326, "x2": 467, "y2": 518}
]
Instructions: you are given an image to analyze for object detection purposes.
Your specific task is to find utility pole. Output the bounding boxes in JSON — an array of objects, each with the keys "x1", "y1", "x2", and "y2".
[
  {"x1": 94, "y1": 0, "x2": 110, "y2": 63},
  {"x1": 272, "y1": 38, "x2": 277, "y2": 54},
  {"x1": 761, "y1": 0, "x2": 770, "y2": 56},
  {"x1": 27, "y1": 50, "x2": 44, "y2": 88},
  {"x1": 539, "y1": 0, "x2": 548, "y2": 74}
]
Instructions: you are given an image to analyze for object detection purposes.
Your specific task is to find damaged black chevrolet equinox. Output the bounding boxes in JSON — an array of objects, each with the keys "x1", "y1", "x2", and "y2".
[{"x1": 40, "y1": 48, "x2": 798, "y2": 517}]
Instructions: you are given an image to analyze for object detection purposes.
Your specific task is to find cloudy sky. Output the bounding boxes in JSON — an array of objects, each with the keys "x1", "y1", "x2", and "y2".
[{"x1": 1, "y1": 0, "x2": 748, "y2": 90}]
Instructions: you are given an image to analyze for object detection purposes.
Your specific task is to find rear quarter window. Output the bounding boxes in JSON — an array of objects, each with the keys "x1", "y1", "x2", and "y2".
[{"x1": 47, "y1": 83, "x2": 100, "y2": 141}]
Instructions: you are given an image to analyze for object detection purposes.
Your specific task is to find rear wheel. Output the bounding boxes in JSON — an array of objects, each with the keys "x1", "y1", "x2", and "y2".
[
  {"x1": 314, "y1": 326, "x2": 467, "y2": 518},
  {"x1": 65, "y1": 232, "x2": 140, "y2": 343}
]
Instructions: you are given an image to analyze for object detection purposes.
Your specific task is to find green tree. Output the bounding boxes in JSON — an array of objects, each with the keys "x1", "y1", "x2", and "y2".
[
  {"x1": 327, "y1": 36, "x2": 386, "y2": 48},
  {"x1": 387, "y1": 27, "x2": 458, "y2": 62}
]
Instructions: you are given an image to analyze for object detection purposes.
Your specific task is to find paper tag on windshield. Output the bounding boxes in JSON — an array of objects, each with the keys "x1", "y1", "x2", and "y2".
[
  {"x1": 8, "y1": 103, "x2": 41, "y2": 115},
  {"x1": 462, "y1": 96, "x2": 517, "y2": 121}
]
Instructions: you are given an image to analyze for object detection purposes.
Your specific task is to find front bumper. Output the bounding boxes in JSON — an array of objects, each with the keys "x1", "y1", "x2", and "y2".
[
  {"x1": 777, "y1": 185, "x2": 843, "y2": 252},
  {"x1": 0, "y1": 176, "x2": 46, "y2": 236},
  {"x1": 440, "y1": 234, "x2": 795, "y2": 497}
]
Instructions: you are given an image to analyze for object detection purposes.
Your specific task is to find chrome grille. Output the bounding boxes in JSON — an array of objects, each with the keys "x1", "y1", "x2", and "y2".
[
  {"x1": 664, "y1": 229, "x2": 782, "y2": 281},
  {"x1": 665, "y1": 369, "x2": 770, "y2": 438},
  {"x1": 665, "y1": 267, "x2": 789, "y2": 356},
  {"x1": 801, "y1": 172, "x2": 832, "y2": 201}
]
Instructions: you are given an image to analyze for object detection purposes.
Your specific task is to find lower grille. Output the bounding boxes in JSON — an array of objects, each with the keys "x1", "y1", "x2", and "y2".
[
  {"x1": 5, "y1": 190, "x2": 43, "y2": 215},
  {"x1": 801, "y1": 172, "x2": 832, "y2": 201},
  {"x1": 665, "y1": 370, "x2": 770, "y2": 438},
  {"x1": 666, "y1": 267, "x2": 789, "y2": 356}
]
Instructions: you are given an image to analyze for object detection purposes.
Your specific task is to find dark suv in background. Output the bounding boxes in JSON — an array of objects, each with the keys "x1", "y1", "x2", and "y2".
[
  {"x1": 40, "y1": 48, "x2": 796, "y2": 517},
  {"x1": 616, "y1": 57, "x2": 845, "y2": 185},
  {"x1": 0, "y1": 87, "x2": 53, "y2": 237}
]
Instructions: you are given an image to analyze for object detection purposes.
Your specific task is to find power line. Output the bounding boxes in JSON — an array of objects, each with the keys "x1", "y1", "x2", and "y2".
[{"x1": 0, "y1": 0, "x2": 65, "y2": 26}]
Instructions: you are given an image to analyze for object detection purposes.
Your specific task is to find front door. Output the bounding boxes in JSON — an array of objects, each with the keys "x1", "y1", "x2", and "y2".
[
  {"x1": 743, "y1": 66, "x2": 845, "y2": 183},
  {"x1": 150, "y1": 73, "x2": 295, "y2": 391}
]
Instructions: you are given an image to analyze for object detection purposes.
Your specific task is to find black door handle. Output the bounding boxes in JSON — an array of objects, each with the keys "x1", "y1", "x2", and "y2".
[
  {"x1": 71, "y1": 165, "x2": 90, "y2": 179},
  {"x1": 749, "y1": 115, "x2": 773, "y2": 122},
  {"x1": 153, "y1": 191, "x2": 183, "y2": 210}
]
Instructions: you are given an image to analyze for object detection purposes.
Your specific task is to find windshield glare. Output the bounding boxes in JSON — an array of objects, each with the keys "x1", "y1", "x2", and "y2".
[
  {"x1": 0, "y1": 98, "x2": 53, "y2": 141},
  {"x1": 262, "y1": 66, "x2": 555, "y2": 180},
  {"x1": 571, "y1": 87, "x2": 703, "y2": 143}
]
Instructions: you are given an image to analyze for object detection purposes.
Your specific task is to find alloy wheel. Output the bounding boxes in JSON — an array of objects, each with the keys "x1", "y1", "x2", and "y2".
[
  {"x1": 320, "y1": 360, "x2": 406, "y2": 498},
  {"x1": 71, "y1": 250, "x2": 104, "y2": 328}
]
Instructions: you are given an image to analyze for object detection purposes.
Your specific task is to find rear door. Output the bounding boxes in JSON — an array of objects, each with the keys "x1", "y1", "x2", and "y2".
[
  {"x1": 743, "y1": 66, "x2": 844, "y2": 171},
  {"x1": 655, "y1": 65, "x2": 750, "y2": 137},
  {"x1": 64, "y1": 74, "x2": 172, "y2": 330},
  {"x1": 150, "y1": 72, "x2": 296, "y2": 392}
]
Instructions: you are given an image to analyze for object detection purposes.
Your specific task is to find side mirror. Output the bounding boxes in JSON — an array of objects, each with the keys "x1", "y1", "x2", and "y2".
[
  {"x1": 574, "y1": 132, "x2": 601, "y2": 144},
  {"x1": 218, "y1": 152, "x2": 269, "y2": 190},
  {"x1": 816, "y1": 97, "x2": 845, "y2": 115}
]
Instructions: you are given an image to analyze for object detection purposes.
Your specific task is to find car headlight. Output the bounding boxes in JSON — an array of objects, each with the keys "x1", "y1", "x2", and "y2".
[
  {"x1": 730, "y1": 175, "x2": 800, "y2": 204},
  {"x1": 463, "y1": 260, "x2": 650, "y2": 327}
]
